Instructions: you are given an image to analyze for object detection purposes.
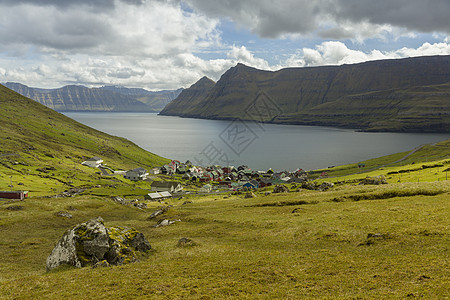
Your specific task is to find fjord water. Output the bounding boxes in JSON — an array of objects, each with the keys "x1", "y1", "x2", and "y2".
[{"x1": 64, "y1": 112, "x2": 449, "y2": 171}]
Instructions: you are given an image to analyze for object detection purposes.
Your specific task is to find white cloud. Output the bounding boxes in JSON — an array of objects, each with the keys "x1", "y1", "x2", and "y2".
[
  {"x1": 283, "y1": 41, "x2": 450, "y2": 67},
  {"x1": 227, "y1": 45, "x2": 271, "y2": 70}
]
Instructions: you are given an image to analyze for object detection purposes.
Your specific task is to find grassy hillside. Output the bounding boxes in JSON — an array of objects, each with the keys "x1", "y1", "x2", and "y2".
[
  {"x1": 0, "y1": 83, "x2": 448, "y2": 298},
  {"x1": 0, "y1": 181, "x2": 448, "y2": 298},
  {"x1": 0, "y1": 85, "x2": 169, "y2": 196}
]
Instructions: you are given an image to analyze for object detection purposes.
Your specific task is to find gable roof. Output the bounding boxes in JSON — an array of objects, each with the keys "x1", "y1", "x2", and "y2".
[{"x1": 151, "y1": 181, "x2": 180, "y2": 188}]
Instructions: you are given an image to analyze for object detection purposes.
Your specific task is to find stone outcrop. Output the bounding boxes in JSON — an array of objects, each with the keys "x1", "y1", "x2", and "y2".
[
  {"x1": 273, "y1": 185, "x2": 290, "y2": 193},
  {"x1": 46, "y1": 217, "x2": 151, "y2": 270}
]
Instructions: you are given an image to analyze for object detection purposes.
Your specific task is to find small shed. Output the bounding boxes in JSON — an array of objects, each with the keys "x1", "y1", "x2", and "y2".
[
  {"x1": 0, "y1": 191, "x2": 28, "y2": 200},
  {"x1": 81, "y1": 157, "x2": 103, "y2": 168},
  {"x1": 151, "y1": 181, "x2": 183, "y2": 193}
]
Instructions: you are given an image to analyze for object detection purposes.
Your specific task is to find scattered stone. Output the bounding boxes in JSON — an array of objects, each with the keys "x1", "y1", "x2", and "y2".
[
  {"x1": 46, "y1": 217, "x2": 151, "y2": 271},
  {"x1": 244, "y1": 192, "x2": 256, "y2": 198},
  {"x1": 147, "y1": 205, "x2": 171, "y2": 220},
  {"x1": 359, "y1": 176, "x2": 387, "y2": 185},
  {"x1": 153, "y1": 219, "x2": 180, "y2": 228},
  {"x1": 265, "y1": 191, "x2": 271, "y2": 196},
  {"x1": 6, "y1": 205, "x2": 24, "y2": 211},
  {"x1": 45, "y1": 153, "x2": 55, "y2": 158},
  {"x1": 18, "y1": 182, "x2": 24, "y2": 186},
  {"x1": 318, "y1": 182, "x2": 334, "y2": 191},
  {"x1": 177, "y1": 237, "x2": 196, "y2": 247},
  {"x1": 55, "y1": 211, "x2": 73, "y2": 218},
  {"x1": 367, "y1": 233, "x2": 385, "y2": 239},
  {"x1": 132, "y1": 202, "x2": 147, "y2": 210},
  {"x1": 182, "y1": 201, "x2": 193, "y2": 205},
  {"x1": 291, "y1": 208, "x2": 301, "y2": 213},
  {"x1": 67, "y1": 206, "x2": 78, "y2": 211},
  {"x1": 273, "y1": 185, "x2": 290, "y2": 193},
  {"x1": 92, "y1": 260, "x2": 110, "y2": 268}
]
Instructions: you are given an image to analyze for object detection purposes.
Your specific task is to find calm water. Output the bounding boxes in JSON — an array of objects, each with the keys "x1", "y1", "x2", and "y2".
[{"x1": 64, "y1": 112, "x2": 449, "y2": 171}]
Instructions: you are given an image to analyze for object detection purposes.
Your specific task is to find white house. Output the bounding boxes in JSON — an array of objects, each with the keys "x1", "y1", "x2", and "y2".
[
  {"x1": 124, "y1": 167, "x2": 148, "y2": 181},
  {"x1": 150, "y1": 181, "x2": 183, "y2": 193},
  {"x1": 149, "y1": 168, "x2": 160, "y2": 175},
  {"x1": 81, "y1": 156, "x2": 103, "y2": 168},
  {"x1": 199, "y1": 184, "x2": 212, "y2": 193}
]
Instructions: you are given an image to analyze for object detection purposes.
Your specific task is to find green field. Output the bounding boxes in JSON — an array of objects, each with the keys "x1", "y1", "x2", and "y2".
[{"x1": 1, "y1": 84, "x2": 449, "y2": 298}]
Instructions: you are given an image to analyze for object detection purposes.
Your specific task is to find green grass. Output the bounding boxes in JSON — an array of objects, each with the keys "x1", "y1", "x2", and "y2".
[
  {"x1": 1, "y1": 84, "x2": 449, "y2": 298},
  {"x1": 0, "y1": 182, "x2": 448, "y2": 298},
  {"x1": 0, "y1": 85, "x2": 170, "y2": 196}
]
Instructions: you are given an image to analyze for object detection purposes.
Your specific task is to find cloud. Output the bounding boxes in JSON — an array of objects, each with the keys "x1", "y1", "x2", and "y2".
[
  {"x1": 227, "y1": 45, "x2": 270, "y2": 70},
  {"x1": 284, "y1": 41, "x2": 450, "y2": 67},
  {"x1": 185, "y1": 0, "x2": 450, "y2": 39}
]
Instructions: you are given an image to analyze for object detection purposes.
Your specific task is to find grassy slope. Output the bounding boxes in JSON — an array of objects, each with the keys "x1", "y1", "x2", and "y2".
[
  {"x1": 0, "y1": 84, "x2": 449, "y2": 298},
  {"x1": 0, "y1": 138, "x2": 448, "y2": 298},
  {"x1": 0, "y1": 182, "x2": 448, "y2": 298},
  {"x1": 0, "y1": 85, "x2": 170, "y2": 196}
]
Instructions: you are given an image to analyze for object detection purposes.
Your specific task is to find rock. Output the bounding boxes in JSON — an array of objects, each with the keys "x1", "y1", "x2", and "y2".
[
  {"x1": 55, "y1": 211, "x2": 73, "y2": 218},
  {"x1": 292, "y1": 208, "x2": 301, "y2": 213},
  {"x1": 318, "y1": 182, "x2": 334, "y2": 191},
  {"x1": 273, "y1": 185, "x2": 289, "y2": 193},
  {"x1": 359, "y1": 176, "x2": 387, "y2": 185},
  {"x1": 111, "y1": 196, "x2": 126, "y2": 205},
  {"x1": 182, "y1": 201, "x2": 193, "y2": 205},
  {"x1": 177, "y1": 237, "x2": 196, "y2": 247},
  {"x1": 367, "y1": 233, "x2": 385, "y2": 239},
  {"x1": 147, "y1": 205, "x2": 171, "y2": 220},
  {"x1": 153, "y1": 219, "x2": 180, "y2": 228},
  {"x1": 244, "y1": 192, "x2": 256, "y2": 198},
  {"x1": 46, "y1": 217, "x2": 151, "y2": 271},
  {"x1": 265, "y1": 191, "x2": 271, "y2": 196},
  {"x1": 92, "y1": 260, "x2": 111, "y2": 268}
]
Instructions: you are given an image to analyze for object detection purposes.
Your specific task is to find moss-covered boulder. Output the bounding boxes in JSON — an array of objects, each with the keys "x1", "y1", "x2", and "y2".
[{"x1": 46, "y1": 217, "x2": 151, "y2": 271}]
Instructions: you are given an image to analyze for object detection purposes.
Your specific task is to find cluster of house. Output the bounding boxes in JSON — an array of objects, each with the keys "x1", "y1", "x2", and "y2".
[
  {"x1": 82, "y1": 157, "x2": 309, "y2": 195},
  {"x1": 156, "y1": 160, "x2": 309, "y2": 190}
]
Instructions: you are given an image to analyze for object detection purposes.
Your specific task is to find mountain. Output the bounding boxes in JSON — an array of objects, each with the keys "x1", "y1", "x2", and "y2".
[
  {"x1": 160, "y1": 76, "x2": 215, "y2": 116},
  {"x1": 2, "y1": 83, "x2": 182, "y2": 112},
  {"x1": 0, "y1": 84, "x2": 169, "y2": 172},
  {"x1": 160, "y1": 56, "x2": 450, "y2": 132},
  {"x1": 98, "y1": 85, "x2": 183, "y2": 111}
]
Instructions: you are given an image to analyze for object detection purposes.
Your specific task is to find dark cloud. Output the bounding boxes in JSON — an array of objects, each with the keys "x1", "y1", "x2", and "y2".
[
  {"x1": 185, "y1": 0, "x2": 450, "y2": 38},
  {"x1": 333, "y1": 0, "x2": 450, "y2": 34},
  {"x1": 0, "y1": 0, "x2": 144, "y2": 9}
]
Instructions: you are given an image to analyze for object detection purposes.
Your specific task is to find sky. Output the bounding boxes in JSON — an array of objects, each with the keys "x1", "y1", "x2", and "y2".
[{"x1": 0, "y1": 0, "x2": 449, "y2": 90}]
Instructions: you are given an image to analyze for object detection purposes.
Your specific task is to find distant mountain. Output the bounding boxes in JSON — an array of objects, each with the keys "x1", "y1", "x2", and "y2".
[
  {"x1": 2, "y1": 83, "x2": 182, "y2": 112},
  {"x1": 160, "y1": 76, "x2": 215, "y2": 116},
  {"x1": 99, "y1": 85, "x2": 183, "y2": 111},
  {"x1": 160, "y1": 56, "x2": 450, "y2": 132}
]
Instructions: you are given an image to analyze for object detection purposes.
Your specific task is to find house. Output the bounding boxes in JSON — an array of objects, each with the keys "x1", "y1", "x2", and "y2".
[
  {"x1": 0, "y1": 191, "x2": 28, "y2": 200},
  {"x1": 199, "y1": 184, "x2": 212, "y2": 193},
  {"x1": 151, "y1": 181, "x2": 183, "y2": 193},
  {"x1": 124, "y1": 168, "x2": 148, "y2": 181},
  {"x1": 145, "y1": 191, "x2": 172, "y2": 201},
  {"x1": 258, "y1": 178, "x2": 273, "y2": 188},
  {"x1": 149, "y1": 168, "x2": 160, "y2": 175},
  {"x1": 243, "y1": 182, "x2": 257, "y2": 189},
  {"x1": 81, "y1": 156, "x2": 103, "y2": 168}
]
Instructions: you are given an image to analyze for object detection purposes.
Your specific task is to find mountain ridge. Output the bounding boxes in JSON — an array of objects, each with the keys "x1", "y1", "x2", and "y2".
[
  {"x1": 160, "y1": 55, "x2": 450, "y2": 132},
  {"x1": 2, "y1": 82, "x2": 182, "y2": 112}
]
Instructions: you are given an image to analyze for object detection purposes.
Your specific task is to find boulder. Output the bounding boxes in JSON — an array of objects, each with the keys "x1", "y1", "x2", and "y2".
[
  {"x1": 273, "y1": 184, "x2": 289, "y2": 193},
  {"x1": 244, "y1": 192, "x2": 256, "y2": 198},
  {"x1": 177, "y1": 237, "x2": 196, "y2": 247},
  {"x1": 46, "y1": 217, "x2": 151, "y2": 271}
]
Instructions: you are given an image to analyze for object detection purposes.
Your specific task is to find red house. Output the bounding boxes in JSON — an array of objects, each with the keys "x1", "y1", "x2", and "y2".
[{"x1": 0, "y1": 191, "x2": 28, "y2": 200}]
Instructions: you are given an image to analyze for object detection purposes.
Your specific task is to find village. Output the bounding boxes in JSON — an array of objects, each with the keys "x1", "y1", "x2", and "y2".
[{"x1": 80, "y1": 156, "x2": 314, "y2": 201}]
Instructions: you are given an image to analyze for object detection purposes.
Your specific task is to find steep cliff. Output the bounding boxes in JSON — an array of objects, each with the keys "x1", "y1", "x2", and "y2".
[{"x1": 160, "y1": 56, "x2": 450, "y2": 132}]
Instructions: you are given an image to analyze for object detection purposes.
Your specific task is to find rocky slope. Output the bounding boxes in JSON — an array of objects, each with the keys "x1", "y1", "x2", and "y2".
[
  {"x1": 3, "y1": 83, "x2": 182, "y2": 112},
  {"x1": 160, "y1": 56, "x2": 450, "y2": 132}
]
